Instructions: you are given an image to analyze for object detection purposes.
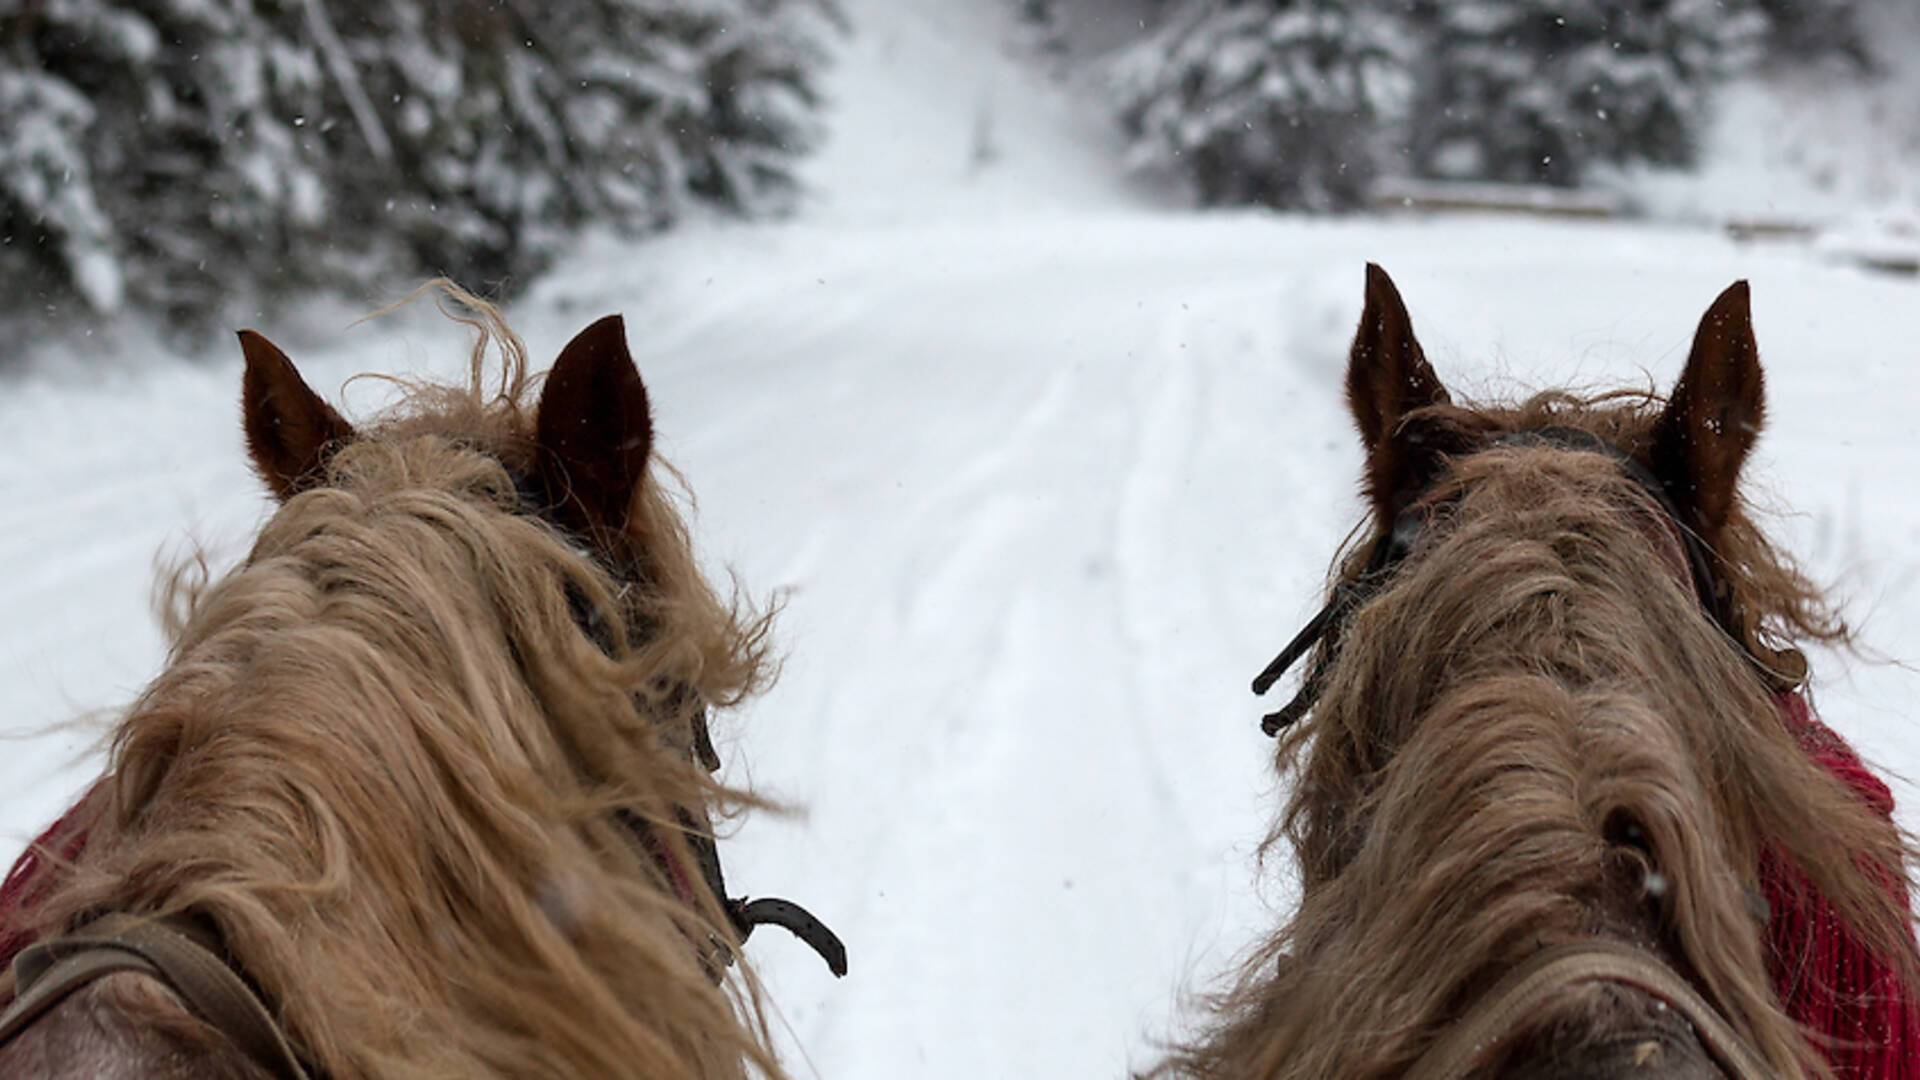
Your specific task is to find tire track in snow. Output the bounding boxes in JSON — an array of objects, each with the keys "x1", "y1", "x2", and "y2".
[
  {"x1": 1111, "y1": 301, "x2": 1205, "y2": 850},
  {"x1": 891, "y1": 354, "x2": 1079, "y2": 632}
]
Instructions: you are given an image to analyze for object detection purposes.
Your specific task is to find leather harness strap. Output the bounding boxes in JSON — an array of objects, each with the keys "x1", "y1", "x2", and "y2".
[
  {"x1": 0, "y1": 913, "x2": 310, "y2": 1079},
  {"x1": 1253, "y1": 425, "x2": 1795, "y2": 735},
  {"x1": 1402, "y1": 939, "x2": 1775, "y2": 1080}
]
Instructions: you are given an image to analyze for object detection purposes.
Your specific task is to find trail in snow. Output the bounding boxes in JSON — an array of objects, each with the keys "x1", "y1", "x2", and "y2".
[{"x1": 3, "y1": 2, "x2": 1919, "y2": 1078}]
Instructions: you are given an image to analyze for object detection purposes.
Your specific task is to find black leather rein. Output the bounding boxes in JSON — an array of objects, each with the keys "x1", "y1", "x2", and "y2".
[{"x1": 527, "y1": 464, "x2": 847, "y2": 981}]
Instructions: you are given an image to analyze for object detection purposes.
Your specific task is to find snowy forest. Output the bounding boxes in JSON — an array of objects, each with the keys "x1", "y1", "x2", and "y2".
[
  {"x1": 0, "y1": 0, "x2": 1900, "y2": 341},
  {"x1": 1, "y1": 0, "x2": 847, "y2": 335},
  {"x1": 1109, "y1": 0, "x2": 1870, "y2": 206}
]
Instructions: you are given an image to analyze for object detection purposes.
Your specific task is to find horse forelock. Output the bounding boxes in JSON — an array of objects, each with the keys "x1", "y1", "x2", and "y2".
[
  {"x1": 22, "y1": 294, "x2": 782, "y2": 1080},
  {"x1": 1390, "y1": 389, "x2": 1851, "y2": 663},
  {"x1": 1162, "y1": 422, "x2": 1912, "y2": 1079}
]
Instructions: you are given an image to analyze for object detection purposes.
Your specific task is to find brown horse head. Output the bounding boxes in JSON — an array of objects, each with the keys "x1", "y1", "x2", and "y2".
[
  {"x1": 3, "y1": 287, "x2": 788, "y2": 1079},
  {"x1": 1160, "y1": 267, "x2": 1916, "y2": 1079}
]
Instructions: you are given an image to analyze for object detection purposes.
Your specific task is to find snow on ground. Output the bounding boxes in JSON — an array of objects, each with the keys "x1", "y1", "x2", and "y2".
[{"x1": 4, "y1": 2, "x2": 1920, "y2": 1078}]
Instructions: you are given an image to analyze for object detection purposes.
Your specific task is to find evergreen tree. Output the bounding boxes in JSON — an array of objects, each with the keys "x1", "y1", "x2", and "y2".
[
  {"x1": 1112, "y1": 0, "x2": 1409, "y2": 211},
  {"x1": 0, "y1": 0, "x2": 841, "y2": 336},
  {"x1": 1751, "y1": 0, "x2": 1870, "y2": 69},
  {"x1": 0, "y1": 67, "x2": 118, "y2": 317},
  {"x1": 1402, "y1": 0, "x2": 1765, "y2": 186},
  {"x1": 1013, "y1": 0, "x2": 1068, "y2": 57}
]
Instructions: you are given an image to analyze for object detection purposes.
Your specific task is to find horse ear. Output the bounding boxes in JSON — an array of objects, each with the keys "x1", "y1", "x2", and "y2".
[
  {"x1": 239, "y1": 330, "x2": 356, "y2": 500},
  {"x1": 1347, "y1": 264, "x2": 1449, "y2": 449},
  {"x1": 1649, "y1": 281, "x2": 1765, "y2": 538},
  {"x1": 1347, "y1": 264, "x2": 1452, "y2": 519},
  {"x1": 535, "y1": 314, "x2": 653, "y2": 537}
]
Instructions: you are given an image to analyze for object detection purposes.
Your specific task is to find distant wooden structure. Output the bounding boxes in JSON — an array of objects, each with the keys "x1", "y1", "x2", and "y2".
[
  {"x1": 1371, "y1": 178, "x2": 1626, "y2": 220},
  {"x1": 1723, "y1": 217, "x2": 1819, "y2": 244},
  {"x1": 1839, "y1": 249, "x2": 1920, "y2": 277},
  {"x1": 1369, "y1": 178, "x2": 1920, "y2": 280}
]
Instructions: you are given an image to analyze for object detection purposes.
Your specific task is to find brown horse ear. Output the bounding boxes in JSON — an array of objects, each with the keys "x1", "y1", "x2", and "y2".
[
  {"x1": 239, "y1": 330, "x2": 356, "y2": 500},
  {"x1": 1347, "y1": 264, "x2": 1452, "y2": 519},
  {"x1": 1649, "y1": 281, "x2": 1765, "y2": 538},
  {"x1": 1347, "y1": 264, "x2": 1449, "y2": 449},
  {"x1": 535, "y1": 314, "x2": 653, "y2": 537}
]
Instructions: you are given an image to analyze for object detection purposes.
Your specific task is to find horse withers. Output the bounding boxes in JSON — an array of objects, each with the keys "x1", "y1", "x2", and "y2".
[
  {"x1": 0, "y1": 288, "x2": 837, "y2": 1080},
  {"x1": 1159, "y1": 267, "x2": 1920, "y2": 1079}
]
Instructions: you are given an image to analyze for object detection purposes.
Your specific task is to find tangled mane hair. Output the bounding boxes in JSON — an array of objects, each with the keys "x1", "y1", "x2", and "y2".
[
  {"x1": 7, "y1": 286, "x2": 784, "y2": 1079},
  {"x1": 1156, "y1": 271, "x2": 1917, "y2": 1079}
]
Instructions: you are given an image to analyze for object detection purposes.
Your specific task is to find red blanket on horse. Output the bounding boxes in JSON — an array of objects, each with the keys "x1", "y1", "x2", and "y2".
[
  {"x1": 1763, "y1": 693, "x2": 1920, "y2": 1079},
  {"x1": 0, "y1": 781, "x2": 99, "y2": 975}
]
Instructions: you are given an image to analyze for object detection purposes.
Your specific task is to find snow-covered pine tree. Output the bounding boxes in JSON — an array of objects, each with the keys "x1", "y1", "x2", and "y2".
[
  {"x1": 0, "y1": 67, "x2": 120, "y2": 320},
  {"x1": 1013, "y1": 0, "x2": 1069, "y2": 58},
  {"x1": 1402, "y1": 0, "x2": 1765, "y2": 186},
  {"x1": 327, "y1": 0, "x2": 843, "y2": 298},
  {"x1": 1751, "y1": 0, "x2": 1870, "y2": 69},
  {"x1": 0, "y1": 0, "x2": 841, "y2": 337},
  {"x1": 1112, "y1": 0, "x2": 1409, "y2": 211}
]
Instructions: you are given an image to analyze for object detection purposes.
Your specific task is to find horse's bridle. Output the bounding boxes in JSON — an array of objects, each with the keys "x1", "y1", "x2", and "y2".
[
  {"x1": 1402, "y1": 938, "x2": 1775, "y2": 1079},
  {"x1": 1251, "y1": 425, "x2": 1785, "y2": 736},
  {"x1": 533, "y1": 464, "x2": 846, "y2": 983},
  {"x1": 1249, "y1": 426, "x2": 1787, "y2": 1075},
  {"x1": 620, "y1": 699, "x2": 847, "y2": 983},
  {"x1": 0, "y1": 912, "x2": 314, "y2": 1078}
]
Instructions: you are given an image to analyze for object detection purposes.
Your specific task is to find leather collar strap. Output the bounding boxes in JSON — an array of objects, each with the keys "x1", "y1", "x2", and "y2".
[
  {"x1": 0, "y1": 913, "x2": 310, "y2": 1079},
  {"x1": 1402, "y1": 938, "x2": 1774, "y2": 1080}
]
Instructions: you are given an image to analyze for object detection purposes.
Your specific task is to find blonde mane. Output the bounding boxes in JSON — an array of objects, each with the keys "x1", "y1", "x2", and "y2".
[
  {"x1": 1158, "y1": 393, "x2": 1917, "y2": 1079},
  {"x1": 13, "y1": 290, "x2": 783, "y2": 1079}
]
